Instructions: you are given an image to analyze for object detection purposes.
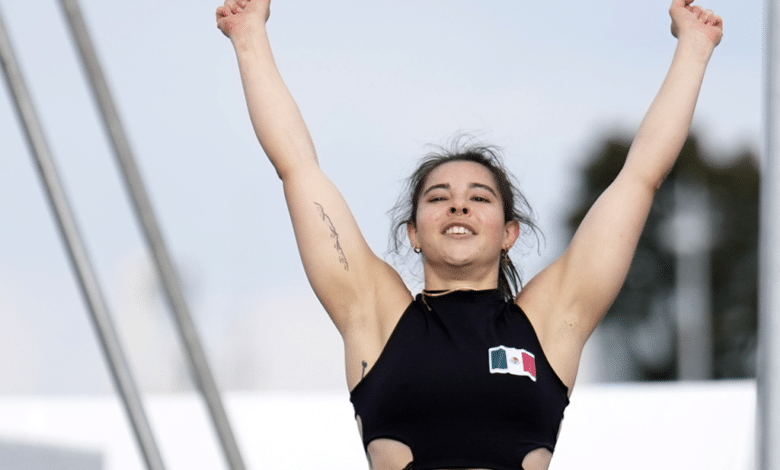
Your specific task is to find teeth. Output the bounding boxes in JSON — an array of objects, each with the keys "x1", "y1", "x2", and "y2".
[{"x1": 446, "y1": 226, "x2": 473, "y2": 235}]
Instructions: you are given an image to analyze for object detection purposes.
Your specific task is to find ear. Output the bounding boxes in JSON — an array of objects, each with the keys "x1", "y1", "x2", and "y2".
[
  {"x1": 407, "y1": 221, "x2": 419, "y2": 250},
  {"x1": 503, "y1": 220, "x2": 521, "y2": 249}
]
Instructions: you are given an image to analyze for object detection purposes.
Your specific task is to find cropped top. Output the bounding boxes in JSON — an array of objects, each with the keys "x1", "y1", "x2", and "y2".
[{"x1": 349, "y1": 289, "x2": 569, "y2": 470}]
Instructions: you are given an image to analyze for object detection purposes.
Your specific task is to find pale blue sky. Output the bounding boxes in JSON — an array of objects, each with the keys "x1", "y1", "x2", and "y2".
[{"x1": 0, "y1": 0, "x2": 762, "y2": 394}]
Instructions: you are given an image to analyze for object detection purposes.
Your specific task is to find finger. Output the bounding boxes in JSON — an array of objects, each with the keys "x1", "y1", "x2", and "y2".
[
  {"x1": 216, "y1": 5, "x2": 227, "y2": 18},
  {"x1": 689, "y1": 5, "x2": 704, "y2": 18},
  {"x1": 225, "y1": 0, "x2": 239, "y2": 14},
  {"x1": 701, "y1": 9, "x2": 716, "y2": 25},
  {"x1": 713, "y1": 15, "x2": 724, "y2": 29}
]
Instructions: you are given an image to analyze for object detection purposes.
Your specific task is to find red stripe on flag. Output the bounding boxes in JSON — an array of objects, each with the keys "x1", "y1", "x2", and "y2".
[{"x1": 522, "y1": 351, "x2": 536, "y2": 379}]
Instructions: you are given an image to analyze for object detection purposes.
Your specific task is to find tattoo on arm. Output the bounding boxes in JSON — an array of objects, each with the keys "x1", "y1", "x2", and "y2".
[
  {"x1": 361, "y1": 360, "x2": 368, "y2": 378},
  {"x1": 314, "y1": 202, "x2": 349, "y2": 271}
]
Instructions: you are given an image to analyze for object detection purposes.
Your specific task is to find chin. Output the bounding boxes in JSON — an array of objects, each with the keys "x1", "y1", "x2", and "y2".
[{"x1": 441, "y1": 254, "x2": 479, "y2": 268}]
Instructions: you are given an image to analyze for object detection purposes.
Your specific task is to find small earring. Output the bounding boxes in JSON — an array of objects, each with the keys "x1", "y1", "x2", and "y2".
[{"x1": 414, "y1": 247, "x2": 422, "y2": 254}]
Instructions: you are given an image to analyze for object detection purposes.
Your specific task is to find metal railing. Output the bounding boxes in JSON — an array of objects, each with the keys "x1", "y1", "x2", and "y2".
[
  {"x1": 1, "y1": 2, "x2": 246, "y2": 469},
  {"x1": 0, "y1": 7, "x2": 166, "y2": 470}
]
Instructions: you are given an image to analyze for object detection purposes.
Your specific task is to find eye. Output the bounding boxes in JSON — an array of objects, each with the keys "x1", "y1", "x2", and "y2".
[
  {"x1": 428, "y1": 195, "x2": 447, "y2": 202},
  {"x1": 471, "y1": 195, "x2": 491, "y2": 203}
]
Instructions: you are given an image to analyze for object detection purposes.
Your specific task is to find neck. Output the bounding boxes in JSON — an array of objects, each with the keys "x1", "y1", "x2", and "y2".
[{"x1": 422, "y1": 265, "x2": 500, "y2": 292}]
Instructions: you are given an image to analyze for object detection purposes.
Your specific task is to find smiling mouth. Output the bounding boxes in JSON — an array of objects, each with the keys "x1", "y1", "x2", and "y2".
[{"x1": 445, "y1": 225, "x2": 474, "y2": 235}]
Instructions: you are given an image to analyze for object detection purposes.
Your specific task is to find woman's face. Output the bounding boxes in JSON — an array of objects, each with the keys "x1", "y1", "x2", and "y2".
[{"x1": 408, "y1": 160, "x2": 519, "y2": 270}]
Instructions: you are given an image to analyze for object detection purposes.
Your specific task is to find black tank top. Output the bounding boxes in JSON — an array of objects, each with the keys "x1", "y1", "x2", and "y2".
[{"x1": 350, "y1": 289, "x2": 569, "y2": 470}]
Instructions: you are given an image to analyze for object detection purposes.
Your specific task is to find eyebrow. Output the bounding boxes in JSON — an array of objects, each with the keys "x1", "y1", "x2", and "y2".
[
  {"x1": 422, "y1": 182, "x2": 498, "y2": 198},
  {"x1": 471, "y1": 183, "x2": 499, "y2": 198}
]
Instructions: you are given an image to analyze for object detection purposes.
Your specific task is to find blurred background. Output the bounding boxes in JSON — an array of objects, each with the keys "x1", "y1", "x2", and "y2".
[
  {"x1": 0, "y1": 1, "x2": 762, "y2": 468},
  {"x1": 0, "y1": 0, "x2": 760, "y2": 398}
]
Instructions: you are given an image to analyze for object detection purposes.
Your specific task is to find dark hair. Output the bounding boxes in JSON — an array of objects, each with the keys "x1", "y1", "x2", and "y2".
[{"x1": 389, "y1": 137, "x2": 541, "y2": 301}]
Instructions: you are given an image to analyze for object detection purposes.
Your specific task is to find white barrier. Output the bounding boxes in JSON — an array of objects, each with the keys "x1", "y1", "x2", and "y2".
[{"x1": 0, "y1": 381, "x2": 756, "y2": 470}]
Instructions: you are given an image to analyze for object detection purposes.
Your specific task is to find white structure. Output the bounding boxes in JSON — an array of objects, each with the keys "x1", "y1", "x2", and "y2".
[{"x1": 0, "y1": 381, "x2": 756, "y2": 470}]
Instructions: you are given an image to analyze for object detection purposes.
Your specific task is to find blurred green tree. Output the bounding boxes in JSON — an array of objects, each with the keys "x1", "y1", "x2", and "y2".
[{"x1": 567, "y1": 134, "x2": 759, "y2": 381}]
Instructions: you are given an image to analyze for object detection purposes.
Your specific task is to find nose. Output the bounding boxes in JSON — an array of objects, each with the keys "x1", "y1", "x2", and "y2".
[{"x1": 450, "y1": 206, "x2": 468, "y2": 215}]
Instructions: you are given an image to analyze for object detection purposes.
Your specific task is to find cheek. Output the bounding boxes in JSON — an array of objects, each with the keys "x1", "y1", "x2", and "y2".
[
  {"x1": 483, "y1": 212, "x2": 510, "y2": 241},
  {"x1": 414, "y1": 207, "x2": 440, "y2": 234}
]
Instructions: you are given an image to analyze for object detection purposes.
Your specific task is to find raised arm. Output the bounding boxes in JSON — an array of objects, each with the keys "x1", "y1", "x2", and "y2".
[
  {"x1": 624, "y1": 0, "x2": 722, "y2": 191},
  {"x1": 520, "y1": 0, "x2": 723, "y2": 368},
  {"x1": 216, "y1": 0, "x2": 314, "y2": 178},
  {"x1": 216, "y1": 0, "x2": 411, "y2": 340}
]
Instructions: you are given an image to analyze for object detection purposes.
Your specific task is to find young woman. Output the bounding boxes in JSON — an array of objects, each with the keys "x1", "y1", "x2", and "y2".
[{"x1": 216, "y1": 1, "x2": 723, "y2": 469}]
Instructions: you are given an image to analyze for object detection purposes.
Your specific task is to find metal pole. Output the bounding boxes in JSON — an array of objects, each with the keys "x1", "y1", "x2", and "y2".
[
  {"x1": 760, "y1": 0, "x2": 780, "y2": 468},
  {"x1": 56, "y1": 2, "x2": 246, "y2": 469},
  {"x1": 0, "y1": 7, "x2": 166, "y2": 470}
]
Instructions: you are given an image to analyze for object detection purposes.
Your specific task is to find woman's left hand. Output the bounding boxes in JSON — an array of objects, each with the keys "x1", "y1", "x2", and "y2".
[
  {"x1": 670, "y1": 0, "x2": 724, "y2": 48},
  {"x1": 216, "y1": 0, "x2": 271, "y2": 40}
]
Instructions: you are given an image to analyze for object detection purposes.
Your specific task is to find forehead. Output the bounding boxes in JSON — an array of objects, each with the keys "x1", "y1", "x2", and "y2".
[{"x1": 423, "y1": 161, "x2": 497, "y2": 189}]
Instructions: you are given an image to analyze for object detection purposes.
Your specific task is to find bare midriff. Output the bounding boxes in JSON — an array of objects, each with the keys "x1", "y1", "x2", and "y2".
[{"x1": 365, "y1": 438, "x2": 552, "y2": 470}]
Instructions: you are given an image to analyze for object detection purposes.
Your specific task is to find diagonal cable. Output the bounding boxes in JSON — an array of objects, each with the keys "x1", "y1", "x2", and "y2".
[
  {"x1": 56, "y1": 1, "x2": 246, "y2": 469},
  {"x1": 0, "y1": 6, "x2": 166, "y2": 470}
]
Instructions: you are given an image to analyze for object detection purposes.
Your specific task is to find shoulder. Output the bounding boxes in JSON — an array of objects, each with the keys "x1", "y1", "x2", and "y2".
[
  {"x1": 515, "y1": 259, "x2": 568, "y2": 326},
  {"x1": 341, "y1": 258, "x2": 413, "y2": 332},
  {"x1": 515, "y1": 264, "x2": 586, "y2": 392},
  {"x1": 342, "y1": 268, "x2": 414, "y2": 390}
]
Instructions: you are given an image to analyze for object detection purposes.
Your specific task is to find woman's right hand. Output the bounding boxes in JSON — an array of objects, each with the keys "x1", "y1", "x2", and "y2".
[
  {"x1": 216, "y1": 0, "x2": 270, "y2": 40},
  {"x1": 669, "y1": 0, "x2": 723, "y2": 49}
]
